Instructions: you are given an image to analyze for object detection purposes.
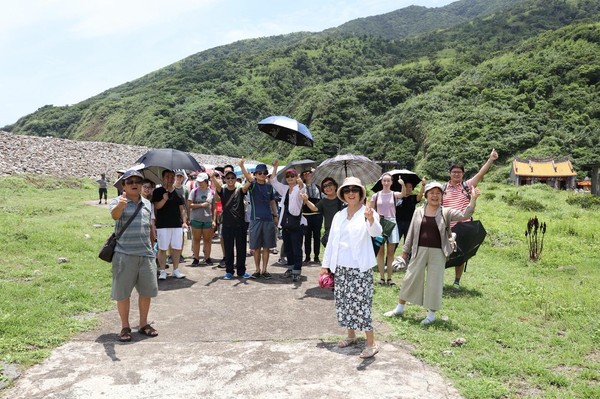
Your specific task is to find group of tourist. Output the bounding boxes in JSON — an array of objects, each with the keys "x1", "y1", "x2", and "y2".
[{"x1": 104, "y1": 148, "x2": 499, "y2": 359}]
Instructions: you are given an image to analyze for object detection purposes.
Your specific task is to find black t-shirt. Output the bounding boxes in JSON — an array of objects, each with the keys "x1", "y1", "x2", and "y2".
[
  {"x1": 316, "y1": 197, "x2": 344, "y2": 231},
  {"x1": 152, "y1": 186, "x2": 184, "y2": 228},
  {"x1": 396, "y1": 194, "x2": 419, "y2": 222},
  {"x1": 218, "y1": 186, "x2": 246, "y2": 226}
]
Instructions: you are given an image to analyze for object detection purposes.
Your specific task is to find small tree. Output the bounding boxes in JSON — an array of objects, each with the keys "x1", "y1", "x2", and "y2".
[{"x1": 525, "y1": 216, "x2": 547, "y2": 261}]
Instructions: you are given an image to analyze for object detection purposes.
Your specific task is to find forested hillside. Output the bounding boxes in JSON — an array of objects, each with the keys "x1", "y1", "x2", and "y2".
[{"x1": 6, "y1": 0, "x2": 600, "y2": 179}]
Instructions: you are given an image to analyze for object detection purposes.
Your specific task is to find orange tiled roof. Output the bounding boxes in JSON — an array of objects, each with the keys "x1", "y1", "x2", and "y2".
[{"x1": 512, "y1": 159, "x2": 576, "y2": 177}]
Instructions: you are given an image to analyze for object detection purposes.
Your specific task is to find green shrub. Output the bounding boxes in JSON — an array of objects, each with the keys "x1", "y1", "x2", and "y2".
[
  {"x1": 566, "y1": 194, "x2": 600, "y2": 209},
  {"x1": 502, "y1": 192, "x2": 546, "y2": 211}
]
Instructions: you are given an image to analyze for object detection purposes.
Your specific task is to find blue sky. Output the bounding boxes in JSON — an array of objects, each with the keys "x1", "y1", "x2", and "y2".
[{"x1": 0, "y1": 0, "x2": 455, "y2": 126}]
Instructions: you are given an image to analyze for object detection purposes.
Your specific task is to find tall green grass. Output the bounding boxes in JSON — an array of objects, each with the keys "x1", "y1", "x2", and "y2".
[{"x1": 375, "y1": 183, "x2": 600, "y2": 398}]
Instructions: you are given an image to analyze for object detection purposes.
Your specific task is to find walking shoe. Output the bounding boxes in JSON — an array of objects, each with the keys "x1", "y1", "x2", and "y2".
[
  {"x1": 158, "y1": 270, "x2": 167, "y2": 280},
  {"x1": 241, "y1": 272, "x2": 251, "y2": 279},
  {"x1": 218, "y1": 258, "x2": 226, "y2": 268},
  {"x1": 205, "y1": 258, "x2": 214, "y2": 266},
  {"x1": 280, "y1": 270, "x2": 292, "y2": 279},
  {"x1": 452, "y1": 282, "x2": 461, "y2": 290},
  {"x1": 275, "y1": 258, "x2": 287, "y2": 265},
  {"x1": 303, "y1": 257, "x2": 311, "y2": 265},
  {"x1": 191, "y1": 258, "x2": 200, "y2": 266},
  {"x1": 421, "y1": 317, "x2": 435, "y2": 325},
  {"x1": 179, "y1": 255, "x2": 185, "y2": 263},
  {"x1": 250, "y1": 272, "x2": 261, "y2": 279},
  {"x1": 172, "y1": 268, "x2": 185, "y2": 279},
  {"x1": 261, "y1": 272, "x2": 273, "y2": 280},
  {"x1": 98, "y1": 201, "x2": 102, "y2": 204},
  {"x1": 292, "y1": 274, "x2": 301, "y2": 282},
  {"x1": 223, "y1": 273, "x2": 233, "y2": 280},
  {"x1": 313, "y1": 257, "x2": 321, "y2": 265}
]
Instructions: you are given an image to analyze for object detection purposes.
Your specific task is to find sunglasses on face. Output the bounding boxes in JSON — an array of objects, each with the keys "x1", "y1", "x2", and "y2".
[
  {"x1": 125, "y1": 180, "x2": 143, "y2": 185},
  {"x1": 322, "y1": 183, "x2": 334, "y2": 189},
  {"x1": 285, "y1": 174, "x2": 297, "y2": 178},
  {"x1": 341, "y1": 186, "x2": 361, "y2": 194},
  {"x1": 255, "y1": 171, "x2": 266, "y2": 176}
]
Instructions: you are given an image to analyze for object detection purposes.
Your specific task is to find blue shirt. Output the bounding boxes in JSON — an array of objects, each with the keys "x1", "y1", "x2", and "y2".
[{"x1": 248, "y1": 182, "x2": 275, "y2": 221}]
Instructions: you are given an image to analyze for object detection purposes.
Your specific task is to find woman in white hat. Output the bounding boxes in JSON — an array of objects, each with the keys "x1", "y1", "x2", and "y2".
[
  {"x1": 321, "y1": 176, "x2": 382, "y2": 358},
  {"x1": 384, "y1": 181, "x2": 480, "y2": 325}
]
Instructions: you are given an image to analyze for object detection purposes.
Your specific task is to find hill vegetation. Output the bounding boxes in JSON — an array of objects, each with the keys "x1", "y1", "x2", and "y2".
[{"x1": 5, "y1": 0, "x2": 600, "y2": 179}]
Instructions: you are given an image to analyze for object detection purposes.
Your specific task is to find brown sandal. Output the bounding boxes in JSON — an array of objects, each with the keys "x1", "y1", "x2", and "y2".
[
  {"x1": 337, "y1": 337, "x2": 357, "y2": 348},
  {"x1": 119, "y1": 327, "x2": 132, "y2": 342},
  {"x1": 138, "y1": 324, "x2": 158, "y2": 337}
]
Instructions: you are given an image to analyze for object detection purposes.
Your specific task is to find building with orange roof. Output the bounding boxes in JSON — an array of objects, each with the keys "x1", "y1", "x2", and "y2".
[{"x1": 510, "y1": 157, "x2": 577, "y2": 189}]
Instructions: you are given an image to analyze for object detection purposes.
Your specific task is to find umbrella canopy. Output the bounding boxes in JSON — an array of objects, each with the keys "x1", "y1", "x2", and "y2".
[
  {"x1": 258, "y1": 115, "x2": 313, "y2": 147},
  {"x1": 311, "y1": 154, "x2": 382, "y2": 186},
  {"x1": 135, "y1": 148, "x2": 202, "y2": 173},
  {"x1": 113, "y1": 163, "x2": 163, "y2": 191},
  {"x1": 372, "y1": 169, "x2": 421, "y2": 193},
  {"x1": 445, "y1": 220, "x2": 487, "y2": 268},
  {"x1": 276, "y1": 159, "x2": 317, "y2": 183}
]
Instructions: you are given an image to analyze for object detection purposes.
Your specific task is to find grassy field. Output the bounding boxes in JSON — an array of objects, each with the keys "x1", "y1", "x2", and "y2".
[{"x1": 0, "y1": 175, "x2": 599, "y2": 397}]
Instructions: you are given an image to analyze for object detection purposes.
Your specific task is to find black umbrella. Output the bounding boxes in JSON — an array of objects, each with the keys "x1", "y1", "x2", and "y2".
[
  {"x1": 276, "y1": 159, "x2": 317, "y2": 183},
  {"x1": 445, "y1": 220, "x2": 487, "y2": 268},
  {"x1": 258, "y1": 115, "x2": 314, "y2": 147},
  {"x1": 372, "y1": 169, "x2": 421, "y2": 193},
  {"x1": 135, "y1": 148, "x2": 202, "y2": 174},
  {"x1": 113, "y1": 164, "x2": 163, "y2": 191}
]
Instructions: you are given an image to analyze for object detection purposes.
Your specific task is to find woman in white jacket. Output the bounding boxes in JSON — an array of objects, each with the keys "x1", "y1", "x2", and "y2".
[
  {"x1": 321, "y1": 176, "x2": 382, "y2": 358},
  {"x1": 384, "y1": 182, "x2": 480, "y2": 325}
]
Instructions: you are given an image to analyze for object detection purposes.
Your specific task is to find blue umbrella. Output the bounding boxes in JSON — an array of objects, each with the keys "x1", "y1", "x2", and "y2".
[{"x1": 258, "y1": 115, "x2": 314, "y2": 147}]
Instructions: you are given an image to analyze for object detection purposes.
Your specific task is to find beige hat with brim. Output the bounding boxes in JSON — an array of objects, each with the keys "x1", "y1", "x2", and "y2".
[{"x1": 337, "y1": 176, "x2": 366, "y2": 203}]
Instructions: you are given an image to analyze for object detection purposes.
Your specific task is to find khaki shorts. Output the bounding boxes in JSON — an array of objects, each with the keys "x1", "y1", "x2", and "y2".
[{"x1": 111, "y1": 252, "x2": 158, "y2": 301}]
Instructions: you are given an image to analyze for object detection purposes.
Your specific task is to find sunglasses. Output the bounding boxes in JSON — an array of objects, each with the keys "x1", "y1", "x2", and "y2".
[
  {"x1": 255, "y1": 171, "x2": 266, "y2": 176},
  {"x1": 341, "y1": 186, "x2": 361, "y2": 194},
  {"x1": 322, "y1": 183, "x2": 335, "y2": 189},
  {"x1": 285, "y1": 174, "x2": 297, "y2": 178},
  {"x1": 125, "y1": 180, "x2": 143, "y2": 185}
]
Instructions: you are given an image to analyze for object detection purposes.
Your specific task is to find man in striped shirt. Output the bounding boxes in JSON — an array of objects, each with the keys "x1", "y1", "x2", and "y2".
[{"x1": 442, "y1": 148, "x2": 498, "y2": 290}]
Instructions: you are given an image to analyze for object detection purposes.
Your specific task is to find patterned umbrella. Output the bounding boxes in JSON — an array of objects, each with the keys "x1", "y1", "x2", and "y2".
[{"x1": 311, "y1": 154, "x2": 382, "y2": 186}]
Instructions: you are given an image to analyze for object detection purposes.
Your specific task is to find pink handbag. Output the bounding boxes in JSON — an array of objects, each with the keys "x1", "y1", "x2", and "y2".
[{"x1": 319, "y1": 273, "x2": 334, "y2": 289}]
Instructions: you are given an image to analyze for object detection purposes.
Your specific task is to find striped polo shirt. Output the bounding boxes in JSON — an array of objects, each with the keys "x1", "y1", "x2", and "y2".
[
  {"x1": 442, "y1": 178, "x2": 474, "y2": 227},
  {"x1": 109, "y1": 197, "x2": 154, "y2": 257}
]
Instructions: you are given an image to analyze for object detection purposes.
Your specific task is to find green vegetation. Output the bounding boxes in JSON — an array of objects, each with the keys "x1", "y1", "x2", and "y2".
[
  {"x1": 374, "y1": 181, "x2": 600, "y2": 398},
  {"x1": 5, "y1": 0, "x2": 600, "y2": 179},
  {"x1": 1, "y1": 175, "x2": 599, "y2": 398}
]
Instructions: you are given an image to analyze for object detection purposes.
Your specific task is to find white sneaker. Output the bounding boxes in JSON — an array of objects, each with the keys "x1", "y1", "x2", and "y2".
[
  {"x1": 420, "y1": 317, "x2": 435, "y2": 325},
  {"x1": 172, "y1": 268, "x2": 185, "y2": 279},
  {"x1": 158, "y1": 270, "x2": 167, "y2": 280},
  {"x1": 384, "y1": 310, "x2": 404, "y2": 317}
]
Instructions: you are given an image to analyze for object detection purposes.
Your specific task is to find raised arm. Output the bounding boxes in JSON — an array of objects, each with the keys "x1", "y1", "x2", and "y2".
[
  {"x1": 471, "y1": 148, "x2": 498, "y2": 187},
  {"x1": 239, "y1": 157, "x2": 254, "y2": 183}
]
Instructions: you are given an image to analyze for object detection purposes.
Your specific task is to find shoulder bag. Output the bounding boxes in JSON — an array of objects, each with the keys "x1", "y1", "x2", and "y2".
[{"x1": 99, "y1": 202, "x2": 143, "y2": 262}]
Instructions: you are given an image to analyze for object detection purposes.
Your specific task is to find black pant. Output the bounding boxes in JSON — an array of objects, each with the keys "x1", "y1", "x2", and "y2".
[
  {"x1": 99, "y1": 188, "x2": 107, "y2": 201},
  {"x1": 303, "y1": 214, "x2": 323, "y2": 260},
  {"x1": 222, "y1": 224, "x2": 247, "y2": 275},
  {"x1": 282, "y1": 227, "x2": 303, "y2": 274}
]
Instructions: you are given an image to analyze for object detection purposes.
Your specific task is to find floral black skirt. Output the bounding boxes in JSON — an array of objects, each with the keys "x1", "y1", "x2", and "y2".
[{"x1": 334, "y1": 265, "x2": 373, "y2": 331}]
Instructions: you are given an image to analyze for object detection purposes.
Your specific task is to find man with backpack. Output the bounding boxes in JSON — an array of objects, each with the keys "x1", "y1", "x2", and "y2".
[{"x1": 443, "y1": 148, "x2": 498, "y2": 290}]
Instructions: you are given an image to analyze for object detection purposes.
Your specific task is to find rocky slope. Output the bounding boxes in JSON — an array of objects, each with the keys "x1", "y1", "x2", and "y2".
[{"x1": 0, "y1": 131, "x2": 242, "y2": 181}]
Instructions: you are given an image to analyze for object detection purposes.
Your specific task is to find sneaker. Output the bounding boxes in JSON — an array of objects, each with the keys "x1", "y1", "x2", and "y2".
[
  {"x1": 158, "y1": 270, "x2": 167, "y2": 280},
  {"x1": 421, "y1": 317, "x2": 435, "y2": 325},
  {"x1": 179, "y1": 255, "x2": 185, "y2": 263},
  {"x1": 261, "y1": 272, "x2": 273, "y2": 280},
  {"x1": 205, "y1": 258, "x2": 214, "y2": 266},
  {"x1": 172, "y1": 268, "x2": 185, "y2": 279},
  {"x1": 241, "y1": 272, "x2": 251, "y2": 279},
  {"x1": 191, "y1": 258, "x2": 200, "y2": 266},
  {"x1": 452, "y1": 282, "x2": 461, "y2": 290},
  {"x1": 250, "y1": 272, "x2": 261, "y2": 279},
  {"x1": 275, "y1": 258, "x2": 287, "y2": 265},
  {"x1": 280, "y1": 270, "x2": 292, "y2": 279},
  {"x1": 384, "y1": 309, "x2": 404, "y2": 318},
  {"x1": 313, "y1": 257, "x2": 321, "y2": 265},
  {"x1": 303, "y1": 257, "x2": 311, "y2": 265},
  {"x1": 98, "y1": 201, "x2": 102, "y2": 204},
  {"x1": 223, "y1": 273, "x2": 234, "y2": 280},
  {"x1": 292, "y1": 274, "x2": 301, "y2": 282},
  {"x1": 218, "y1": 258, "x2": 226, "y2": 268}
]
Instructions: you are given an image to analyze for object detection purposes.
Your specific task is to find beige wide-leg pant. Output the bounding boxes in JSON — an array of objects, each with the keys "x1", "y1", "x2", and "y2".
[{"x1": 399, "y1": 247, "x2": 446, "y2": 311}]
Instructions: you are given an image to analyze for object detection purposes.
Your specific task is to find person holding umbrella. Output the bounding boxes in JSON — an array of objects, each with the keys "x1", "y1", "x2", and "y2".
[
  {"x1": 396, "y1": 177, "x2": 427, "y2": 244},
  {"x1": 300, "y1": 168, "x2": 323, "y2": 265},
  {"x1": 321, "y1": 177, "x2": 382, "y2": 358},
  {"x1": 369, "y1": 172, "x2": 407, "y2": 286},
  {"x1": 443, "y1": 148, "x2": 498, "y2": 289},
  {"x1": 384, "y1": 182, "x2": 480, "y2": 325}
]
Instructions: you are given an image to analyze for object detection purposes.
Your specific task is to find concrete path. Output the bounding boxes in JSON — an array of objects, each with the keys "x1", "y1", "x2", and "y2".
[{"x1": 3, "y1": 234, "x2": 463, "y2": 399}]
